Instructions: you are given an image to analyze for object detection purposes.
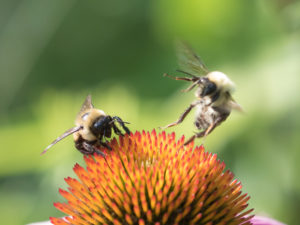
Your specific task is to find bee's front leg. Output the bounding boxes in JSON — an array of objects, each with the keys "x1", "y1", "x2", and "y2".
[
  {"x1": 112, "y1": 116, "x2": 131, "y2": 135},
  {"x1": 163, "y1": 73, "x2": 197, "y2": 82},
  {"x1": 112, "y1": 122, "x2": 123, "y2": 136}
]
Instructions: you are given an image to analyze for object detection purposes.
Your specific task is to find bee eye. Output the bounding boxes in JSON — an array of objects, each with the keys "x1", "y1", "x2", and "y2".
[
  {"x1": 201, "y1": 82, "x2": 217, "y2": 97},
  {"x1": 81, "y1": 112, "x2": 90, "y2": 121}
]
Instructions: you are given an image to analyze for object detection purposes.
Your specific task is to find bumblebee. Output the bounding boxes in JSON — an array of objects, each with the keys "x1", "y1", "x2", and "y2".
[
  {"x1": 41, "y1": 95, "x2": 130, "y2": 156},
  {"x1": 161, "y1": 41, "x2": 243, "y2": 145}
]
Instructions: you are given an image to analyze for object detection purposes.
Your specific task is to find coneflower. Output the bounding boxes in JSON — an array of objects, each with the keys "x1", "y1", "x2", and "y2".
[{"x1": 50, "y1": 130, "x2": 254, "y2": 225}]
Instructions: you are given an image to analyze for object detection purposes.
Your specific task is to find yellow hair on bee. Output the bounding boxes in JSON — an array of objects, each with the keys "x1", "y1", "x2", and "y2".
[
  {"x1": 74, "y1": 109, "x2": 106, "y2": 141},
  {"x1": 207, "y1": 71, "x2": 235, "y2": 93},
  {"x1": 42, "y1": 94, "x2": 130, "y2": 156}
]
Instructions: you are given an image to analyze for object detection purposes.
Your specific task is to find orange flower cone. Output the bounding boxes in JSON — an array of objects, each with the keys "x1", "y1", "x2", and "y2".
[{"x1": 50, "y1": 130, "x2": 254, "y2": 225}]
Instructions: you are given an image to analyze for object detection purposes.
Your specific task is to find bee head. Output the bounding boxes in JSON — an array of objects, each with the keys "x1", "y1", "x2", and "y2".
[
  {"x1": 194, "y1": 72, "x2": 235, "y2": 99},
  {"x1": 197, "y1": 77, "x2": 217, "y2": 97},
  {"x1": 206, "y1": 71, "x2": 235, "y2": 93},
  {"x1": 90, "y1": 116, "x2": 111, "y2": 136}
]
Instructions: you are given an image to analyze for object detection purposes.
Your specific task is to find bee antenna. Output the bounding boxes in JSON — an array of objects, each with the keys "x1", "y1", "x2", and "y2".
[{"x1": 40, "y1": 126, "x2": 82, "y2": 155}]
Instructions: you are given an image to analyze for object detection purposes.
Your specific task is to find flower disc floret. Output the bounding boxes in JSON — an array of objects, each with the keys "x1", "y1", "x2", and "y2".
[{"x1": 51, "y1": 130, "x2": 253, "y2": 225}]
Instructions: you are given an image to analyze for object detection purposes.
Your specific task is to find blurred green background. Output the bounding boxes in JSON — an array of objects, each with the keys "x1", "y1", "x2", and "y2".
[{"x1": 0, "y1": 0, "x2": 299, "y2": 224}]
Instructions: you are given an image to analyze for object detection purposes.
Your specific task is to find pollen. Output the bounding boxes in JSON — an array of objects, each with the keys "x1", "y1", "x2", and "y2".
[{"x1": 51, "y1": 130, "x2": 254, "y2": 224}]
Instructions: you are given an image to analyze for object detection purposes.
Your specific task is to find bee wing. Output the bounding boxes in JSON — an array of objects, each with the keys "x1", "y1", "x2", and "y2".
[
  {"x1": 176, "y1": 40, "x2": 209, "y2": 76},
  {"x1": 41, "y1": 126, "x2": 82, "y2": 155},
  {"x1": 77, "y1": 95, "x2": 94, "y2": 117},
  {"x1": 228, "y1": 97, "x2": 244, "y2": 113},
  {"x1": 75, "y1": 95, "x2": 94, "y2": 124}
]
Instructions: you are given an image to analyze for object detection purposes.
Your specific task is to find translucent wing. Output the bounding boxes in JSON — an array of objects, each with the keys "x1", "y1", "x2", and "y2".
[
  {"x1": 40, "y1": 126, "x2": 82, "y2": 155},
  {"x1": 75, "y1": 94, "x2": 94, "y2": 125},
  {"x1": 176, "y1": 40, "x2": 209, "y2": 76},
  {"x1": 227, "y1": 93, "x2": 244, "y2": 112},
  {"x1": 229, "y1": 99, "x2": 244, "y2": 112},
  {"x1": 78, "y1": 95, "x2": 94, "y2": 116}
]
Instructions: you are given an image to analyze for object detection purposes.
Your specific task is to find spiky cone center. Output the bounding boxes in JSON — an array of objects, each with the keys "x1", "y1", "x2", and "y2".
[{"x1": 51, "y1": 130, "x2": 254, "y2": 225}]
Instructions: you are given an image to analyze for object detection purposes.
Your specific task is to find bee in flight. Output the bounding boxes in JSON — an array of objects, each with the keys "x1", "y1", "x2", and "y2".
[
  {"x1": 41, "y1": 95, "x2": 130, "y2": 156},
  {"x1": 161, "y1": 41, "x2": 243, "y2": 145}
]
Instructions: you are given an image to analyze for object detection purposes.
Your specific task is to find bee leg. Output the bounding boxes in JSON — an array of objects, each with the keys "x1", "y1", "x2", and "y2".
[
  {"x1": 164, "y1": 73, "x2": 197, "y2": 82},
  {"x1": 181, "y1": 82, "x2": 198, "y2": 92},
  {"x1": 184, "y1": 135, "x2": 196, "y2": 146},
  {"x1": 96, "y1": 129, "x2": 111, "y2": 152},
  {"x1": 95, "y1": 147, "x2": 107, "y2": 156},
  {"x1": 160, "y1": 102, "x2": 198, "y2": 130},
  {"x1": 112, "y1": 123, "x2": 123, "y2": 136},
  {"x1": 186, "y1": 124, "x2": 217, "y2": 146},
  {"x1": 99, "y1": 141, "x2": 112, "y2": 151},
  {"x1": 183, "y1": 129, "x2": 206, "y2": 145},
  {"x1": 112, "y1": 116, "x2": 131, "y2": 135},
  {"x1": 184, "y1": 117, "x2": 225, "y2": 145},
  {"x1": 103, "y1": 126, "x2": 112, "y2": 138},
  {"x1": 81, "y1": 141, "x2": 106, "y2": 157},
  {"x1": 203, "y1": 123, "x2": 217, "y2": 137},
  {"x1": 164, "y1": 71, "x2": 200, "y2": 92},
  {"x1": 204, "y1": 114, "x2": 228, "y2": 136}
]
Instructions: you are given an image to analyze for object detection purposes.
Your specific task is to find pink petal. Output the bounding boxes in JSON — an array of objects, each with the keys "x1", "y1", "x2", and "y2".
[{"x1": 251, "y1": 215, "x2": 286, "y2": 225}]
